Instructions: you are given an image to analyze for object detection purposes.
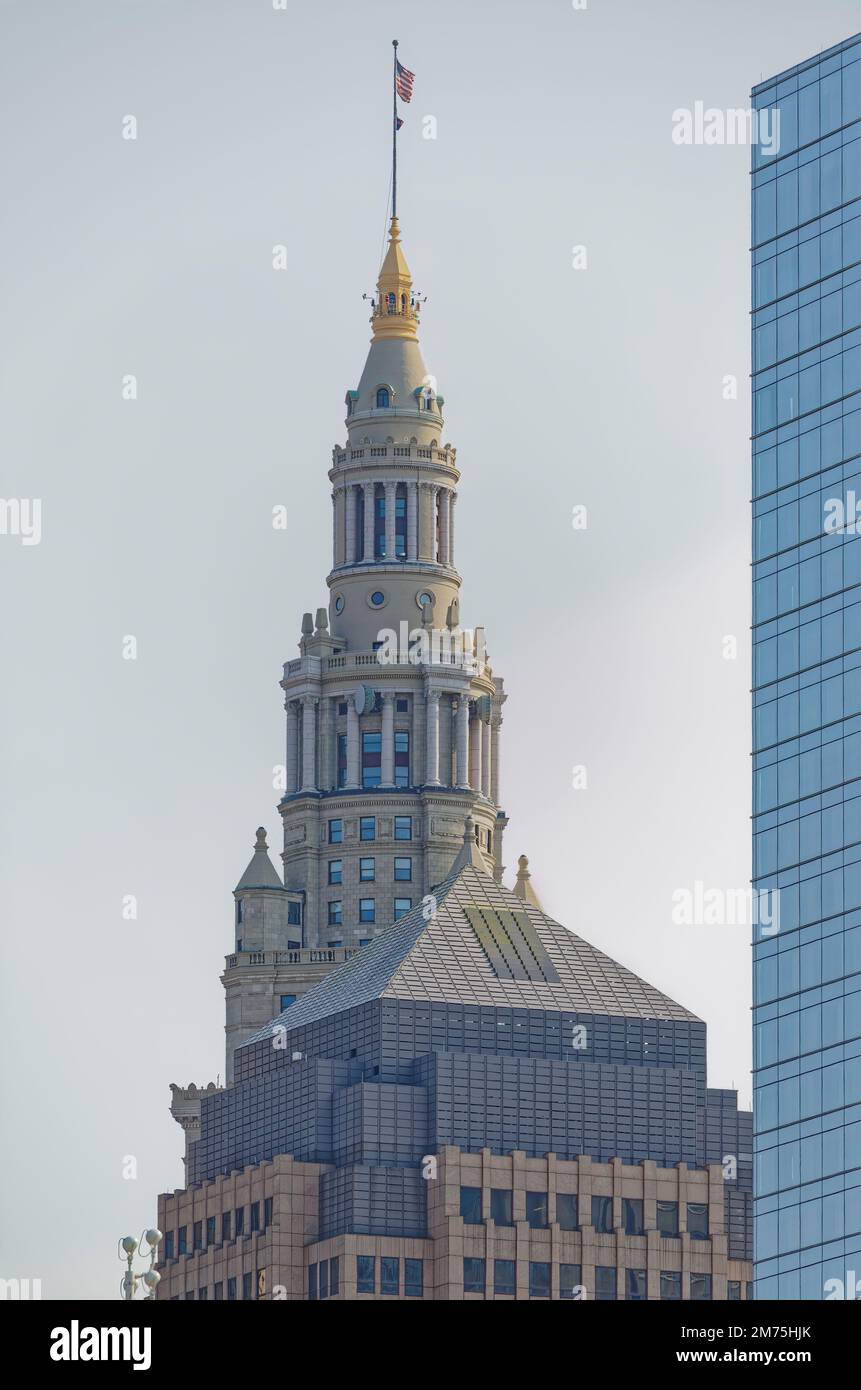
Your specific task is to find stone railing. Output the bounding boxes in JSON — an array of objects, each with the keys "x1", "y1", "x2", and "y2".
[
  {"x1": 332, "y1": 444, "x2": 456, "y2": 467},
  {"x1": 225, "y1": 947, "x2": 356, "y2": 970}
]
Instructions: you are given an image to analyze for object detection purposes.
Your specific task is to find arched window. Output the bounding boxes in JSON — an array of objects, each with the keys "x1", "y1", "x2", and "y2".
[
  {"x1": 376, "y1": 388, "x2": 390, "y2": 408},
  {"x1": 387, "y1": 292, "x2": 396, "y2": 314}
]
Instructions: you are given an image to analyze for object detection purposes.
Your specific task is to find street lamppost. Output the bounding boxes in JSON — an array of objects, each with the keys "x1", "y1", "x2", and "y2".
[{"x1": 118, "y1": 1229, "x2": 162, "y2": 1300}]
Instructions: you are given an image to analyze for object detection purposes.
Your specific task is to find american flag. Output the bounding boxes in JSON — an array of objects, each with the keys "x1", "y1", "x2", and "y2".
[{"x1": 396, "y1": 60, "x2": 414, "y2": 103}]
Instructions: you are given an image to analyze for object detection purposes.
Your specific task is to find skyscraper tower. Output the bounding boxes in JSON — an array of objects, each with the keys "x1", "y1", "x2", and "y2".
[
  {"x1": 751, "y1": 31, "x2": 861, "y2": 1300},
  {"x1": 220, "y1": 217, "x2": 507, "y2": 1080}
]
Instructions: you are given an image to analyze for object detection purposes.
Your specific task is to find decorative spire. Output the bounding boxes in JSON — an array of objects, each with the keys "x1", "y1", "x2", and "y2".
[
  {"x1": 235, "y1": 827, "x2": 283, "y2": 891},
  {"x1": 449, "y1": 814, "x2": 489, "y2": 876},
  {"x1": 370, "y1": 217, "x2": 420, "y2": 341},
  {"x1": 514, "y1": 854, "x2": 544, "y2": 910}
]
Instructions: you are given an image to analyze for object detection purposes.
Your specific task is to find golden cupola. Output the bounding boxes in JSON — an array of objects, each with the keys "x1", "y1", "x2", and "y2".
[{"x1": 370, "y1": 216, "x2": 421, "y2": 341}]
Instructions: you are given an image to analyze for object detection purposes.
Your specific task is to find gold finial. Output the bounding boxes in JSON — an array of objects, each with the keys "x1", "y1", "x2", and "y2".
[{"x1": 370, "y1": 216, "x2": 420, "y2": 341}]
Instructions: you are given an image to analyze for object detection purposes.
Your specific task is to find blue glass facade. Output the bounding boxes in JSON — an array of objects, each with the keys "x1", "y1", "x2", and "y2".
[{"x1": 752, "y1": 32, "x2": 861, "y2": 1299}]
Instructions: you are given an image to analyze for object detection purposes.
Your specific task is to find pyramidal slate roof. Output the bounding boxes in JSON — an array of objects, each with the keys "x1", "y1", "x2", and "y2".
[{"x1": 241, "y1": 861, "x2": 699, "y2": 1049}]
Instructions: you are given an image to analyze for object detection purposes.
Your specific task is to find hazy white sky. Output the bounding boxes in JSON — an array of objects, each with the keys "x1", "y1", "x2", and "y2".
[{"x1": 2, "y1": 0, "x2": 860, "y2": 1299}]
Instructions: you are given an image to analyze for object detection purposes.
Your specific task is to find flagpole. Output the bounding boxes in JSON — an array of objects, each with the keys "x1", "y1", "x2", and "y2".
[{"x1": 392, "y1": 38, "x2": 398, "y2": 219}]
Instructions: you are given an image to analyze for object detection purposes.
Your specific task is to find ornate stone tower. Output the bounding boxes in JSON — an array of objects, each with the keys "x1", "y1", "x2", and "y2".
[{"x1": 220, "y1": 215, "x2": 508, "y2": 1081}]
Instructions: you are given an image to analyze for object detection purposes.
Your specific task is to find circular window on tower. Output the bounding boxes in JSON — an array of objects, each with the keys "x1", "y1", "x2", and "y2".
[
  {"x1": 333, "y1": 593, "x2": 345, "y2": 615},
  {"x1": 415, "y1": 590, "x2": 435, "y2": 611},
  {"x1": 367, "y1": 589, "x2": 387, "y2": 609}
]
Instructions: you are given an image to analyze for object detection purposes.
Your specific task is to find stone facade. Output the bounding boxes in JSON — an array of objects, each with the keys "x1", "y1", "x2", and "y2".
[{"x1": 156, "y1": 1148, "x2": 750, "y2": 1301}]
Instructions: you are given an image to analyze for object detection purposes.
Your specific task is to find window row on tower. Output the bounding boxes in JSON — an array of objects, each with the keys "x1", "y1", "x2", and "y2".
[
  {"x1": 332, "y1": 480, "x2": 456, "y2": 567},
  {"x1": 283, "y1": 689, "x2": 501, "y2": 800}
]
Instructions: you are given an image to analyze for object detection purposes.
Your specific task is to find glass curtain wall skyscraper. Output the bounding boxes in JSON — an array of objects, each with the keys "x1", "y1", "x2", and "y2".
[{"x1": 752, "y1": 32, "x2": 861, "y2": 1299}]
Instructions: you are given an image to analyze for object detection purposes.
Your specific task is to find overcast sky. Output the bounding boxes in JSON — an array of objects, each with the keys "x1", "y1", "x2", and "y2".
[{"x1": 2, "y1": 0, "x2": 860, "y2": 1299}]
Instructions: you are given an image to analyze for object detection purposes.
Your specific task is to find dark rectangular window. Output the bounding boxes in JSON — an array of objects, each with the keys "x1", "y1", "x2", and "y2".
[
  {"x1": 687, "y1": 1203, "x2": 709, "y2": 1240},
  {"x1": 529, "y1": 1261, "x2": 550, "y2": 1298},
  {"x1": 595, "y1": 1267, "x2": 617, "y2": 1301},
  {"x1": 206, "y1": 1216, "x2": 215, "y2": 1246},
  {"x1": 380, "y1": 1256, "x2": 399, "y2": 1296},
  {"x1": 327, "y1": 938, "x2": 342, "y2": 948},
  {"x1": 623, "y1": 1197, "x2": 644, "y2": 1236},
  {"x1": 359, "y1": 937, "x2": 372, "y2": 947},
  {"x1": 490, "y1": 1188, "x2": 513, "y2": 1227},
  {"x1": 360, "y1": 816, "x2": 376, "y2": 841},
  {"x1": 691, "y1": 1272, "x2": 713, "y2": 1300},
  {"x1": 494, "y1": 1258, "x2": 515, "y2": 1296},
  {"x1": 198, "y1": 1286, "x2": 208, "y2": 1301},
  {"x1": 657, "y1": 1200, "x2": 679, "y2": 1237},
  {"x1": 394, "y1": 855, "x2": 412, "y2": 881},
  {"x1": 727, "y1": 1280, "x2": 741, "y2": 1300},
  {"x1": 328, "y1": 900, "x2": 342, "y2": 925},
  {"x1": 330, "y1": 1256, "x2": 340, "y2": 1297},
  {"x1": 221, "y1": 1212, "x2": 231, "y2": 1242},
  {"x1": 359, "y1": 857, "x2": 375, "y2": 881},
  {"x1": 460, "y1": 1186, "x2": 482, "y2": 1224},
  {"x1": 560, "y1": 1263, "x2": 583, "y2": 1299},
  {"x1": 213, "y1": 1282, "x2": 223, "y2": 1300},
  {"x1": 591, "y1": 1196, "x2": 613, "y2": 1233},
  {"x1": 556, "y1": 1193, "x2": 578, "y2": 1230},
  {"x1": 242, "y1": 1272, "x2": 252, "y2": 1301},
  {"x1": 394, "y1": 897, "x2": 412, "y2": 919},
  {"x1": 660, "y1": 1270, "x2": 682, "y2": 1300},
  {"x1": 308, "y1": 1263, "x2": 317, "y2": 1301},
  {"x1": 396, "y1": 698, "x2": 409, "y2": 713},
  {"x1": 264, "y1": 1197, "x2": 272, "y2": 1228},
  {"x1": 394, "y1": 730, "x2": 410, "y2": 785},
  {"x1": 279, "y1": 993, "x2": 296, "y2": 1011},
  {"x1": 250, "y1": 1201, "x2": 260, "y2": 1233},
  {"x1": 394, "y1": 815, "x2": 412, "y2": 840},
  {"x1": 463, "y1": 1257, "x2": 485, "y2": 1294},
  {"x1": 235, "y1": 1207, "x2": 244, "y2": 1236},
  {"x1": 287, "y1": 901, "x2": 301, "y2": 926},
  {"x1": 357, "y1": 1255, "x2": 375, "y2": 1294},
  {"x1": 626, "y1": 1268, "x2": 647, "y2": 1300},
  {"x1": 177, "y1": 1226, "x2": 187, "y2": 1255},
  {"x1": 362, "y1": 731, "x2": 381, "y2": 788},
  {"x1": 319, "y1": 1259, "x2": 329, "y2": 1300},
  {"x1": 227, "y1": 1277, "x2": 237, "y2": 1301},
  {"x1": 404, "y1": 1258, "x2": 422, "y2": 1297},
  {"x1": 526, "y1": 1191, "x2": 548, "y2": 1228},
  {"x1": 164, "y1": 1232, "x2": 174, "y2": 1260},
  {"x1": 359, "y1": 898, "x2": 375, "y2": 923},
  {"x1": 337, "y1": 733, "x2": 347, "y2": 788},
  {"x1": 185, "y1": 1290, "x2": 194, "y2": 1301},
  {"x1": 328, "y1": 859, "x2": 342, "y2": 885},
  {"x1": 328, "y1": 818, "x2": 343, "y2": 844}
]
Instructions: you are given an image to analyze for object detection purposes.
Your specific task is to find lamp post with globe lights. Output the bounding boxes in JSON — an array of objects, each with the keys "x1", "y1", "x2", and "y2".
[{"x1": 118, "y1": 1230, "x2": 162, "y2": 1300}]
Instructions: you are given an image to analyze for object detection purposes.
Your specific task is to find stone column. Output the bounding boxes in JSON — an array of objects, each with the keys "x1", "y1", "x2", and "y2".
[
  {"x1": 381, "y1": 691, "x2": 396, "y2": 786},
  {"x1": 319, "y1": 695, "x2": 335, "y2": 792},
  {"x1": 406, "y1": 481, "x2": 418, "y2": 560},
  {"x1": 412, "y1": 688, "x2": 425, "y2": 786},
  {"x1": 363, "y1": 481, "x2": 375, "y2": 562},
  {"x1": 490, "y1": 717, "x2": 502, "y2": 806},
  {"x1": 418, "y1": 482, "x2": 435, "y2": 562},
  {"x1": 425, "y1": 688, "x2": 441, "y2": 786},
  {"x1": 481, "y1": 717, "x2": 491, "y2": 799},
  {"x1": 345, "y1": 695, "x2": 360, "y2": 789},
  {"x1": 449, "y1": 491, "x2": 457, "y2": 569},
  {"x1": 456, "y1": 695, "x2": 470, "y2": 787},
  {"x1": 438, "y1": 488, "x2": 451, "y2": 566},
  {"x1": 384, "y1": 480, "x2": 397, "y2": 560},
  {"x1": 469, "y1": 702, "x2": 482, "y2": 793},
  {"x1": 345, "y1": 484, "x2": 357, "y2": 565},
  {"x1": 285, "y1": 699, "x2": 299, "y2": 795},
  {"x1": 300, "y1": 696, "x2": 317, "y2": 792}
]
